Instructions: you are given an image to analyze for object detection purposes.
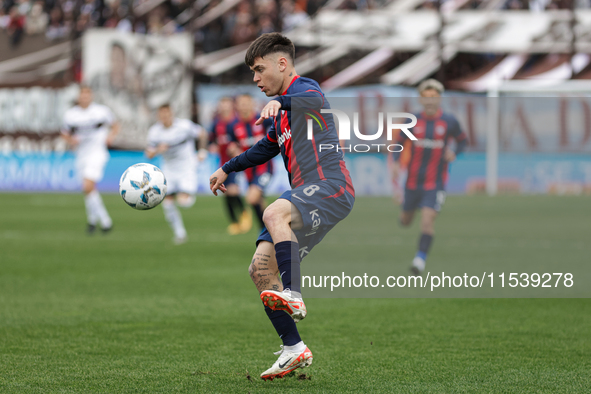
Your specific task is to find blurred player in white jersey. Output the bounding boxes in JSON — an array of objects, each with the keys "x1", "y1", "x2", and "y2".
[
  {"x1": 145, "y1": 104, "x2": 208, "y2": 244},
  {"x1": 62, "y1": 85, "x2": 119, "y2": 234}
]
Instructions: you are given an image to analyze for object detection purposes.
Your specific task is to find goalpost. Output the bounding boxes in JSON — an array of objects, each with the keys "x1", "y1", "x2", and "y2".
[{"x1": 486, "y1": 80, "x2": 591, "y2": 196}]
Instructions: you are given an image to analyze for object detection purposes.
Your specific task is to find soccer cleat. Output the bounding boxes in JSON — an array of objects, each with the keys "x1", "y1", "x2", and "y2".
[
  {"x1": 173, "y1": 235, "x2": 187, "y2": 245},
  {"x1": 87, "y1": 223, "x2": 97, "y2": 235},
  {"x1": 101, "y1": 225, "x2": 113, "y2": 234},
  {"x1": 260, "y1": 345, "x2": 313, "y2": 381},
  {"x1": 410, "y1": 256, "x2": 426, "y2": 275},
  {"x1": 239, "y1": 210, "x2": 252, "y2": 233},
  {"x1": 227, "y1": 223, "x2": 241, "y2": 235},
  {"x1": 261, "y1": 290, "x2": 307, "y2": 323}
]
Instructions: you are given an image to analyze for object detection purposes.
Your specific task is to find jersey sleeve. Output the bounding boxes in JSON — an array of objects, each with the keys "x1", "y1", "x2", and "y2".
[
  {"x1": 222, "y1": 122, "x2": 280, "y2": 173},
  {"x1": 146, "y1": 126, "x2": 159, "y2": 148},
  {"x1": 274, "y1": 89, "x2": 325, "y2": 111},
  {"x1": 392, "y1": 127, "x2": 409, "y2": 162},
  {"x1": 61, "y1": 112, "x2": 73, "y2": 135},
  {"x1": 102, "y1": 106, "x2": 115, "y2": 126},
  {"x1": 448, "y1": 115, "x2": 468, "y2": 155},
  {"x1": 188, "y1": 120, "x2": 203, "y2": 139}
]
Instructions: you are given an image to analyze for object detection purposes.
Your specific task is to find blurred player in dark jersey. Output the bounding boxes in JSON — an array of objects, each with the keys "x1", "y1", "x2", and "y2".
[
  {"x1": 209, "y1": 33, "x2": 354, "y2": 380},
  {"x1": 233, "y1": 93, "x2": 273, "y2": 229},
  {"x1": 392, "y1": 79, "x2": 468, "y2": 275},
  {"x1": 210, "y1": 97, "x2": 252, "y2": 235}
]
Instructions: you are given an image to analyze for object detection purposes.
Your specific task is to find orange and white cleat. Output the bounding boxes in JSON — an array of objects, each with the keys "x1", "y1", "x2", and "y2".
[
  {"x1": 261, "y1": 290, "x2": 307, "y2": 322},
  {"x1": 260, "y1": 345, "x2": 313, "y2": 381}
]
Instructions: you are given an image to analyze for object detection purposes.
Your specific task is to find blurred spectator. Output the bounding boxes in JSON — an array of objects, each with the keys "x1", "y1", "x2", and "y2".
[
  {"x1": 7, "y1": 6, "x2": 25, "y2": 47},
  {"x1": 0, "y1": 7, "x2": 10, "y2": 30},
  {"x1": 46, "y1": 6, "x2": 68, "y2": 40},
  {"x1": 26, "y1": 1, "x2": 48, "y2": 34},
  {"x1": 282, "y1": 0, "x2": 309, "y2": 31}
]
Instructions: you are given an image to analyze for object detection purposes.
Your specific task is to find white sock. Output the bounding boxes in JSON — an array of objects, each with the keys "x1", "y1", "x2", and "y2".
[
  {"x1": 284, "y1": 341, "x2": 306, "y2": 354},
  {"x1": 162, "y1": 199, "x2": 186, "y2": 239},
  {"x1": 84, "y1": 193, "x2": 98, "y2": 225},
  {"x1": 88, "y1": 190, "x2": 112, "y2": 229}
]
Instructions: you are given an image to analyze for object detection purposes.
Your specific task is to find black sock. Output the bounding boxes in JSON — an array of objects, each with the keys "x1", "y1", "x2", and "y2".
[
  {"x1": 417, "y1": 233, "x2": 433, "y2": 259},
  {"x1": 231, "y1": 195, "x2": 245, "y2": 212},
  {"x1": 225, "y1": 196, "x2": 238, "y2": 223},
  {"x1": 252, "y1": 203, "x2": 265, "y2": 228},
  {"x1": 275, "y1": 241, "x2": 301, "y2": 295},
  {"x1": 264, "y1": 305, "x2": 301, "y2": 346}
]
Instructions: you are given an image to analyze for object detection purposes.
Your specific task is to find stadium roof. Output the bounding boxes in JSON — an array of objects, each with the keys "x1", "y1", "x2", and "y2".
[{"x1": 195, "y1": 9, "x2": 591, "y2": 91}]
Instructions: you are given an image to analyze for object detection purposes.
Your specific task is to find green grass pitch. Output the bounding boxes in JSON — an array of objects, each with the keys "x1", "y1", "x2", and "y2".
[{"x1": 1, "y1": 193, "x2": 590, "y2": 393}]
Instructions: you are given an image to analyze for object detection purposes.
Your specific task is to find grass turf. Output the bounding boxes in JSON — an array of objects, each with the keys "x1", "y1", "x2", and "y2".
[{"x1": 1, "y1": 193, "x2": 590, "y2": 393}]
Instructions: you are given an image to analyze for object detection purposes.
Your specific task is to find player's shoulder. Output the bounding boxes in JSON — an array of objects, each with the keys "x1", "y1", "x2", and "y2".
[
  {"x1": 441, "y1": 112, "x2": 460, "y2": 126},
  {"x1": 148, "y1": 122, "x2": 163, "y2": 134},
  {"x1": 175, "y1": 117, "x2": 193, "y2": 128},
  {"x1": 293, "y1": 76, "x2": 324, "y2": 94},
  {"x1": 64, "y1": 105, "x2": 80, "y2": 117}
]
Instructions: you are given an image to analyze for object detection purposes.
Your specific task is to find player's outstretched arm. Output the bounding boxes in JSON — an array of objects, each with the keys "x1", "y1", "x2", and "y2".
[
  {"x1": 255, "y1": 100, "x2": 281, "y2": 125},
  {"x1": 209, "y1": 168, "x2": 228, "y2": 196},
  {"x1": 106, "y1": 121, "x2": 120, "y2": 146}
]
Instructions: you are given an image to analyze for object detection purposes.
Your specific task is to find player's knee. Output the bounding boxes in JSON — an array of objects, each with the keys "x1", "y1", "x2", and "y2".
[
  {"x1": 177, "y1": 194, "x2": 195, "y2": 209},
  {"x1": 262, "y1": 204, "x2": 288, "y2": 228},
  {"x1": 246, "y1": 190, "x2": 262, "y2": 206},
  {"x1": 82, "y1": 181, "x2": 95, "y2": 195},
  {"x1": 399, "y1": 213, "x2": 412, "y2": 227}
]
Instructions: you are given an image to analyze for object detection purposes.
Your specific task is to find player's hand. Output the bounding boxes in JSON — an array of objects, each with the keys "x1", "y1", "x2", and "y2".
[
  {"x1": 106, "y1": 134, "x2": 116, "y2": 147},
  {"x1": 209, "y1": 168, "x2": 228, "y2": 196},
  {"x1": 197, "y1": 148, "x2": 208, "y2": 162},
  {"x1": 226, "y1": 142, "x2": 241, "y2": 158},
  {"x1": 255, "y1": 100, "x2": 281, "y2": 125},
  {"x1": 444, "y1": 148, "x2": 456, "y2": 162},
  {"x1": 157, "y1": 143, "x2": 169, "y2": 153},
  {"x1": 69, "y1": 136, "x2": 80, "y2": 148},
  {"x1": 391, "y1": 162, "x2": 400, "y2": 182}
]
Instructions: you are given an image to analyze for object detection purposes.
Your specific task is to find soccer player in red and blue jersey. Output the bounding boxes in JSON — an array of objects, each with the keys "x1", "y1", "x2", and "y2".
[
  {"x1": 392, "y1": 79, "x2": 468, "y2": 275},
  {"x1": 210, "y1": 97, "x2": 251, "y2": 235},
  {"x1": 233, "y1": 93, "x2": 273, "y2": 229},
  {"x1": 209, "y1": 33, "x2": 355, "y2": 380}
]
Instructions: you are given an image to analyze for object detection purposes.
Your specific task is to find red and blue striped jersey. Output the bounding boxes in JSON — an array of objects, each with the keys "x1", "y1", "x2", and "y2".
[
  {"x1": 233, "y1": 114, "x2": 273, "y2": 178},
  {"x1": 394, "y1": 109, "x2": 468, "y2": 191},
  {"x1": 222, "y1": 76, "x2": 354, "y2": 197},
  {"x1": 210, "y1": 116, "x2": 239, "y2": 164}
]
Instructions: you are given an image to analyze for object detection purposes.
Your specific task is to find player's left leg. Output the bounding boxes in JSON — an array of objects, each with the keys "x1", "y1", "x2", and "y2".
[
  {"x1": 80, "y1": 153, "x2": 112, "y2": 233},
  {"x1": 411, "y1": 190, "x2": 445, "y2": 274},
  {"x1": 260, "y1": 198, "x2": 306, "y2": 312},
  {"x1": 249, "y1": 240, "x2": 312, "y2": 380},
  {"x1": 246, "y1": 184, "x2": 266, "y2": 229}
]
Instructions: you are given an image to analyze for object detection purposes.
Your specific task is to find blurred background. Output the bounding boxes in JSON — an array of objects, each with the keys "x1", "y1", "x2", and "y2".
[{"x1": 0, "y1": 0, "x2": 590, "y2": 195}]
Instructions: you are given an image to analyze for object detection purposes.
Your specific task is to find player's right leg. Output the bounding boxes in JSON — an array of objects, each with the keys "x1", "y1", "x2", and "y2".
[
  {"x1": 162, "y1": 194, "x2": 187, "y2": 244},
  {"x1": 79, "y1": 153, "x2": 111, "y2": 234},
  {"x1": 249, "y1": 240, "x2": 312, "y2": 380}
]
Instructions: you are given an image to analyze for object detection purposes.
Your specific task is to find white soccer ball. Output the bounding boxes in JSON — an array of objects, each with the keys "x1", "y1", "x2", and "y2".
[{"x1": 119, "y1": 163, "x2": 167, "y2": 210}]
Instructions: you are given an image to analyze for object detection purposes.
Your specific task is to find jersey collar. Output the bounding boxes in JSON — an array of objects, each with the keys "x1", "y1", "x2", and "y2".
[
  {"x1": 281, "y1": 75, "x2": 300, "y2": 95},
  {"x1": 421, "y1": 108, "x2": 443, "y2": 120}
]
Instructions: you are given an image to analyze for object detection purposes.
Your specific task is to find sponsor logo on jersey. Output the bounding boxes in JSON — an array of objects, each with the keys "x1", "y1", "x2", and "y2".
[
  {"x1": 278, "y1": 128, "x2": 291, "y2": 147},
  {"x1": 414, "y1": 139, "x2": 445, "y2": 149}
]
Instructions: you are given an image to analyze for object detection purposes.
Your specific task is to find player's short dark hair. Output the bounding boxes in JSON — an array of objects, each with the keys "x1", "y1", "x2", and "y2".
[
  {"x1": 245, "y1": 33, "x2": 295, "y2": 67},
  {"x1": 159, "y1": 103, "x2": 171, "y2": 110},
  {"x1": 79, "y1": 84, "x2": 92, "y2": 92}
]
